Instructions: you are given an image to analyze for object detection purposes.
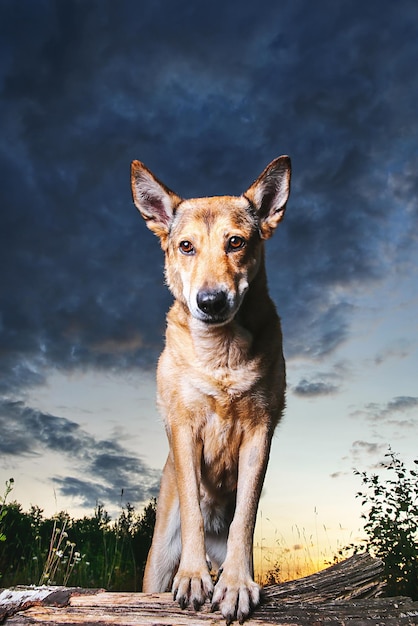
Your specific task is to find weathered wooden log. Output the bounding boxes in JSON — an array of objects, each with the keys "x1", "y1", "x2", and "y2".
[{"x1": 1, "y1": 554, "x2": 418, "y2": 625}]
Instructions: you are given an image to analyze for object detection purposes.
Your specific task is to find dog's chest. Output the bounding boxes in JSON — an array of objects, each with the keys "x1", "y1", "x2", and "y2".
[
  {"x1": 200, "y1": 411, "x2": 241, "y2": 490},
  {"x1": 169, "y1": 314, "x2": 264, "y2": 396},
  {"x1": 189, "y1": 359, "x2": 261, "y2": 399},
  {"x1": 189, "y1": 331, "x2": 262, "y2": 398}
]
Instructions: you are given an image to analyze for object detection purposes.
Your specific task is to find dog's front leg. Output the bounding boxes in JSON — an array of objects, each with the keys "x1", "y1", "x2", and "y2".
[
  {"x1": 212, "y1": 426, "x2": 271, "y2": 624},
  {"x1": 170, "y1": 423, "x2": 214, "y2": 610}
]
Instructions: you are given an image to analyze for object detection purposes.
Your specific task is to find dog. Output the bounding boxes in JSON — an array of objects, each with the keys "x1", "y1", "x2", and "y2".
[{"x1": 131, "y1": 156, "x2": 291, "y2": 624}]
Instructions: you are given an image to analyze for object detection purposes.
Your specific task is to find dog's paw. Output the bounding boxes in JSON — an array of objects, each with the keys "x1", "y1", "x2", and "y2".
[
  {"x1": 211, "y1": 571, "x2": 260, "y2": 624},
  {"x1": 172, "y1": 567, "x2": 214, "y2": 611}
]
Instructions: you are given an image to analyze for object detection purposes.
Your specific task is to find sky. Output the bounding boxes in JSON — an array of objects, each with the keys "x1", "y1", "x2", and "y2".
[{"x1": 1, "y1": 0, "x2": 417, "y2": 577}]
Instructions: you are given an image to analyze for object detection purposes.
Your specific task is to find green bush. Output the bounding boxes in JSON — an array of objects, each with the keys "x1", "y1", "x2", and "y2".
[
  {"x1": 0, "y1": 495, "x2": 156, "y2": 590},
  {"x1": 354, "y1": 449, "x2": 418, "y2": 599}
]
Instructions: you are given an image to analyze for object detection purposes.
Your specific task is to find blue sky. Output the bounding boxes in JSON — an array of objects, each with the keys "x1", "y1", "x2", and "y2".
[{"x1": 1, "y1": 0, "x2": 417, "y2": 572}]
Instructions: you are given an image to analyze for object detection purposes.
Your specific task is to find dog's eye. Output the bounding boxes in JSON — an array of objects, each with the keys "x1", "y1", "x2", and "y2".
[
  {"x1": 179, "y1": 240, "x2": 195, "y2": 255},
  {"x1": 227, "y1": 236, "x2": 246, "y2": 251}
]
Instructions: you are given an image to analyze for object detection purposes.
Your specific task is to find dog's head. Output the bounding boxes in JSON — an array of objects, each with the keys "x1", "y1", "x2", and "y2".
[{"x1": 131, "y1": 157, "x2": 291, "y2": 326}]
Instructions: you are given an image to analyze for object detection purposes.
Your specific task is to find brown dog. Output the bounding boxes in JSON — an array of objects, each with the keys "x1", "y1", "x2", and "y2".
[{"x1": 131, "y1": 156, "x2": 291, "y2": 623}]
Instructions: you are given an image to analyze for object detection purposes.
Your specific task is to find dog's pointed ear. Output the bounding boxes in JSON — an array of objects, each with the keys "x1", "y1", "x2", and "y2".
[
  {"x1": 244, "y1": 156, "x2": 291, "y2": 239},
  {"x1": 131, "y1": 160, "x2": 182, "y2": 243}
]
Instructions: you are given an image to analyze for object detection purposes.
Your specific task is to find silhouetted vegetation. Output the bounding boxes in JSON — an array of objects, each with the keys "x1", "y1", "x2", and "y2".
[
  {"x1": 0, "y1": 493, "x2": 156, "y2": 590},
  {"x1": 354, "y1": 449, "x2": 418, "y2": 599},
  {"x1": 333, "y1": 449, "x2": 418, "y2": 600}
]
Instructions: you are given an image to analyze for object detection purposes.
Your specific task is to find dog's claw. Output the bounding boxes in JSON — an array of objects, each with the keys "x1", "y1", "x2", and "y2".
[
  {"x1": 179, "y1": 595, "x2": 188, "y2": 610},
  {"x1": 224, "y1": 602, "x2": 238, "y2": 625},
  {"x1": 211, "y1": 571, "x2": 260, "y2": 625},
  {"x1": 173, "y1": 569, "x2": 213, "y2": 613}
]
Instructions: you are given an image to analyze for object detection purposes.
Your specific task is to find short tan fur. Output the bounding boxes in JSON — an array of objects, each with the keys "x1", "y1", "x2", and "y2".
[{"x1": 131, "y1": 156, "x2": 291, "y2": 624}]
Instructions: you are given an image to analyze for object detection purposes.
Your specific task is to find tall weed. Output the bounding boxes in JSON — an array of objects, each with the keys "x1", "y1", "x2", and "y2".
[{"x1": 0, "y1": 478, "x2": 14, "y2": 546}]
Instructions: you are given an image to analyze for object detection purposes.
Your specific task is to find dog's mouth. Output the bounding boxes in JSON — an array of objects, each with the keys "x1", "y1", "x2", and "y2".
[{"x1": 197, "y1": 311, "x2": 234, "y2": 326}]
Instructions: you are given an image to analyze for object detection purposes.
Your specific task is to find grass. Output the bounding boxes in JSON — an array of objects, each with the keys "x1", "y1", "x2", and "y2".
[{"x1": 255, "y1": 514, "x2": 356, "y2": 584}]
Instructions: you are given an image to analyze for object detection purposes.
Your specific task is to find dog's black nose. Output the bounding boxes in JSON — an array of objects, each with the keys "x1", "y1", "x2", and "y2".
[{"x1": 196, "y1": 289, "x2": 228, "y2": 317}]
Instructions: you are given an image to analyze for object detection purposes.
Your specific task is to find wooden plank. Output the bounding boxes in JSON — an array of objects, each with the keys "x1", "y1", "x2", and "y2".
[
  {"x1": 263, "y1": 551, "x2": 386, "y2": 602},
  {"x1": 0, "y1": 587, "x2": 103, "y2": 622},
  {"x1": 5, "y1": 593, "x2": 418, "y2": 625},
  {"x1": 2, "y1": 555, "x2": 418, "y2": 625}
]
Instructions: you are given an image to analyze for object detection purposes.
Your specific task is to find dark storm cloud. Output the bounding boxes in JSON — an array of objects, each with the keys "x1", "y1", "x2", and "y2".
[
  {"x1": 385, "y1": 396, "x2": 418, "y2": 414},
  {"x1": 350, "y1": 396, "x2": 418, "y2": 438},
  {"x1": 1, "y1": 0, "x2": 418, "y2": 493},
  {"x1": 342, "y1": 397, "x2": 418, "y2": 471},
  {"x1": 52, "y1": 475, "x2": 159, "y2": 509},
  {"x1": 349, "y1": 440, "x2": 387, "y2": 462},
  {"x1": 0, "y1": 399, "x2": 160, "y2": 507},
  {"x1": 292, "y1": 361, "x2": 348, "y2": 397},
  {"x1": 51, "y1": 477, "x2": 120, "y2": 508},
  {"x1": 293, "y1": 379, "x2": 339, "y2": 398},
  {"x1": 366, "y1": 396, "x2": 418, "y2": 423},
  {"x1": 336, "y1": 440, "x2": 389, "y2": 473}
]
